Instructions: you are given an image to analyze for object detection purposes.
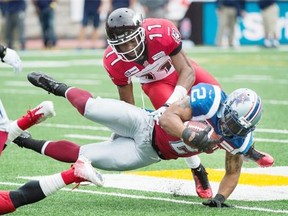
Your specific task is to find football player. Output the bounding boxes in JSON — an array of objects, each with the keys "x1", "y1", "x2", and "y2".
[
  {"x1": 0, "y1": 44, "x2": 55, "y2": 155},
  {"x1": 0, "y1": 44, "x2": 22, "y2": 73},
  {"x1": 0, "y1": 155, "x2": 103, "y2": 215},
  {"x1": 103, "y1": 8, "x2": 221, "y2": 199},
  {"x1": 2, "y1": 72, "x2": 272, "y2": 213}
]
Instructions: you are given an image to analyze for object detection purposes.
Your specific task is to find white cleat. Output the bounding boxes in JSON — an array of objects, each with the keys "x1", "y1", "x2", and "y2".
[
  {"x1": 28, "y1": 101, "x2": 56, "y2": 124},
  {"x1": 73, "y1": 155, "x2": 104, "y2": 186}
]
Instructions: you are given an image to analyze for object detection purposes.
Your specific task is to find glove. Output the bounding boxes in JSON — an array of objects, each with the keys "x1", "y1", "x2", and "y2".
[
  {"x1": 148, "y1": 104, "x2": 169, "y2": 124},
  {"x1": 182, "y1": 126, "x2": 220, "y2": 152},
  {"x1": 2, "y1": 48, "x2": 22, "y2": 73},
  {"x1": 202, "y1": 194, "x2": 231, "y2": 208}
]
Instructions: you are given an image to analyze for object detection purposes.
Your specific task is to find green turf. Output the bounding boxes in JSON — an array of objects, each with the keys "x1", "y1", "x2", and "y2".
[{"x1": 0, "y1": 46, "x2": 287, "y2": 215}]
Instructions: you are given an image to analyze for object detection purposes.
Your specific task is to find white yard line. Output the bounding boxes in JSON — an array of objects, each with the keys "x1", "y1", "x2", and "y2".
[{"x1": 1, "y1": 168, "x2": 288, "y2": 214}]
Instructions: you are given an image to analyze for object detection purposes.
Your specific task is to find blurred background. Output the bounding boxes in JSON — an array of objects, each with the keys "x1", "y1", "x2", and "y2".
[{"x1": 0, "y1": 0, "x2": 287, "y2": 50}]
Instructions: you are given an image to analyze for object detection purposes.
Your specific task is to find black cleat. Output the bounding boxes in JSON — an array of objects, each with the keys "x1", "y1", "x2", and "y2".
[
  {"x1": 27, "y1": 72, "x2": 68, "y2": 96},
  {"x1": 192, "y1": 164, "x2": 213, "y2": 198},
  {"x1": 244, "y1": 146, "x2": 274, "y2": 167},
  {"x1": 13, "y1": 131, "x2": 32, "y2": 148}
]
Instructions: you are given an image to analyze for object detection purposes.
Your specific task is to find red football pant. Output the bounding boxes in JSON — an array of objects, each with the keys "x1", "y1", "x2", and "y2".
[{"x1": 142, "y1": 59, "x2": 220, "y2": 109}]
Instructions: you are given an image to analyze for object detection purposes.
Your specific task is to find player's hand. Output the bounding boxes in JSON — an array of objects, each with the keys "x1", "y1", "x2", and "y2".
[
  {"x1": 182, "y1": 126, "x2": 220, "y2": 152},
  {"x1": 202, "y1": 194, "x2": 231, "y2": 208},
  {"x1": 148, "y1": 104, "x2": 169, "y2": 124},
  {"x1": 2, "y1": 48, "x2": 22, "y2": 73}
]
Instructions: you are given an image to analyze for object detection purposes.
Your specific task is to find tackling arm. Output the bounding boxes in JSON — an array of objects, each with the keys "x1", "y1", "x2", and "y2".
[
  {"x1": 117, "y1": 83, "x2": 135, "y2": 105},
  {"x1": 167, "y1": 50, "x2": 195, "y2": 104},
  {"x1": 159, "y1": 96, "x2": 192, "y2": 138}
]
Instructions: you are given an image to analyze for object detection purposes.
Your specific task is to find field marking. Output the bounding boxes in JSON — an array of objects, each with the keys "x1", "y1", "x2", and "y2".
[
  {"x1": 1, "y1": 178, "x2": 288, "y2": 214},
  {"x1": 128, "y1": 168, "x2": 288, "y2": 186},
  {"x1": 13, "y1": 166, "x2": 288, "y2": 201}
]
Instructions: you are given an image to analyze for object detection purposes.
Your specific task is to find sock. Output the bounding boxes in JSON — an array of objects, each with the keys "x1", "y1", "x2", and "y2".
[
  {"x1": 66, "y1": 88, "x2": 93, "y2": 115},
  {"x1": 6, "y1": 121, "x2": 23, "y2": 144},
  {"x1": 9, "y1": 181, "x2": 46, "y2": 208},
  {"x1": 44, "y1": 140, "x2": 80, "y2": 163},
  {"x1": 185, "y1": 156, "x2": 201, "y2": 169},
  {"x1": 0, "y1": 191, "x2": 16, "y2": 214},
  {"x1": 55, "y1": 83, "x2": 69, "y2": 97},
  {"x1": 39, "y1": 173, "x2": 67, "y2": 196},
  {"x1": 0, "y1": 131, "x2": 8, "y2": 155},
  {"x1": 17, "y1": 138, "x2": 46, "y2": 153}
]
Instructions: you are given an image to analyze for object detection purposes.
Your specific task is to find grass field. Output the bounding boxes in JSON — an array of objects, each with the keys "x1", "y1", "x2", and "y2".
[{"x1": 0, "y1": 46, "x2": 287, "y2": 215}]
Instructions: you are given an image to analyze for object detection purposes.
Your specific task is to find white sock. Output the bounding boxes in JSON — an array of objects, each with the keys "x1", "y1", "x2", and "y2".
[
  {"x1": 39, "y1": 173, "x2": 66, "y2": 196},
  {"x1": 6, "y1": 121, "x2": 23, "y2": 143},
  {"x1": 185, "y1": 155, "x2": 201, "y2": 169}
]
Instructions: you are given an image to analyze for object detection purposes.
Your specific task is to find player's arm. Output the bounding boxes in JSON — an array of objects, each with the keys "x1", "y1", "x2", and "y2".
[
  {"x1": 166, "y1": 50, "x2": 195, "y2": 105},
  {"x1": 203, "y1": 152, "x2": 242, "y2": 207},
  {"x1": 159, "y1": 96, "x2": 192, "y2": 138},
  {"x1": 218, "y1": 152, "x2": 242, "y2": 198},
  {"x1": 117, "y1": 83, "x2": 135, "y2": 105}
]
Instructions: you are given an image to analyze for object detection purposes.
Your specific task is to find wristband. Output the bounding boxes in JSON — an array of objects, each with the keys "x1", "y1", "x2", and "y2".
[
  {"x1": 182, "y1": 128, "x2": 193, "y2": 142},
  {"x1": 166, "y1": 85, "x2": 188, "y2": 104},
  {"x1": 214, "y1": 194, "x2": 226, "y2": 203}
]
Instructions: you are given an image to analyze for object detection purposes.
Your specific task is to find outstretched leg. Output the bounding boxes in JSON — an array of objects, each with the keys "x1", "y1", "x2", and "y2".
[
  {"x1": 27, "y1": 72, "x2": 93, "y2": 115},
  {"x1": 0, "y1": 100, "x2": 55, "y2": 155},
  {"x1": 14, "y1": 131, "x2": 80, "y2": 163},
  {"x1": 0, "y1": 156, "x2": 103, "y2": 214}
]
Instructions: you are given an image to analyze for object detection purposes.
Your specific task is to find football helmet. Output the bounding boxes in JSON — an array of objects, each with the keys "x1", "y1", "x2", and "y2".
[
  {"x1": 218, "y1": 88, "x2": 263, "y2": 137},
  {"x1": 105, "y1": 8, "x2": 145, "y2": 62}
]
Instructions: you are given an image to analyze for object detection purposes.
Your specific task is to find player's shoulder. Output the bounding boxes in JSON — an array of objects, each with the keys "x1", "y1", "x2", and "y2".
[
  {"x1": 192, "y1": 83, "x2": 221, "y2": 94},
  {"x1": 143, "y1": 18, "x2": 179, "y2": 35},
  {"x1": 103, "y1": 46, "x2": 122, "y2": 69}
]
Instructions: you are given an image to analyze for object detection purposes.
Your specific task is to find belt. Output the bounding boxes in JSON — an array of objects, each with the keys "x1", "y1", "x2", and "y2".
[{"x1": 151, "y1": 127, "x2": 165, "y2": 160}]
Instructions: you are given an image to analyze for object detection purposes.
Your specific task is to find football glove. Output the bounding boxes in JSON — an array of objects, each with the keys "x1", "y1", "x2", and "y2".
[
  {"x1": 202, "y1": 194, "x2": 231, "y2": 208},
  {"x1": 148, "y1": 104, "x2": 169, "y2": 125},
  {"x1": 2, "y1": 47, "x2": 22, "y2": 73},
  {"x1": 182, "y1": 126, "x2": 220, "y2": 152}
]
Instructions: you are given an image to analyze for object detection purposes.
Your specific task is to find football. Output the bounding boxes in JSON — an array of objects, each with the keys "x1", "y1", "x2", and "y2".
[{"x1": 184, "y1": 120, "x2": 221, "y2": 142}]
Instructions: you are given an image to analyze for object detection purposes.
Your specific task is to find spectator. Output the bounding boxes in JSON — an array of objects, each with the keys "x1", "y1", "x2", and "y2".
[
  {"x1": 109, "y1": 0, "x2": 136, "y2": 11},
  {"x1": 1, "y1": 0, "x2": 26, "y2": 50},
  {"x1": 77, "y1": 0, "x2": 104, "y2": 49},
  {"x1": 139, "y1": 0, "x2": 169, "y2": 18},
  {"x1": 215, "y1": 0, "x2": 245, "y2": 47},
  {"x1": 258, "y1": 0, "x2": 279, "y2": 48},
  {"x1": 32, "y1": 0, "x2": 57, "y2": 49}
]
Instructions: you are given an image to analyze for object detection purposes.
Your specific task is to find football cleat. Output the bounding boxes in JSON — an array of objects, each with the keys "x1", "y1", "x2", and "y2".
[
  {"x1": 244, "y1": 146, "x2": 274, "y2": 167},
  {"x1": 26, "y1": 101, "x2": 56, "y2": 125},
  {"x1": 13, "y1": 131, "x2": 31, "y2": 148},
  {"x1": 27, "y1": 72, "x2": 67, "y2": 96},
  {"x1": 192, "y1": 164, "x2": 213, "y2": 199},
  {"x1": 72, "y1": 156, "x2": 104, "y2": 187}
]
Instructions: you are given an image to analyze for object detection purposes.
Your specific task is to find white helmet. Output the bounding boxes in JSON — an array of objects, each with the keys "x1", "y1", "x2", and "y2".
[{"x1": 218, "y1": 88, "x2": 263, "y2": 137}]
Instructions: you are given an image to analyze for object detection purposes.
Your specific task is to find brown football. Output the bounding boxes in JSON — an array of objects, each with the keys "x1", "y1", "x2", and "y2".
[{"x1": 184, "y1": 120, "x2": 221, "y2": 141}]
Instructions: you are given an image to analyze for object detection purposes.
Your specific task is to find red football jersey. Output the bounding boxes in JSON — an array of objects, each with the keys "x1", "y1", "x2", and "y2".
[
  {"x1": 103, "y1": 18, "x2": 182, "y2": 86},
  {"x1": 154, "y1": 124, "x2": 202, "y2": 160}
]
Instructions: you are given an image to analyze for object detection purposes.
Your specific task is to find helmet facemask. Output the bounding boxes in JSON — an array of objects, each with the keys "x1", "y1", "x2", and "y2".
[
  {"x1": 107, "y1": 27, "x2": 145, "y2": 62},
  {"x1": 219, "y1": 105, "x2": 255, "y2": 137}
]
